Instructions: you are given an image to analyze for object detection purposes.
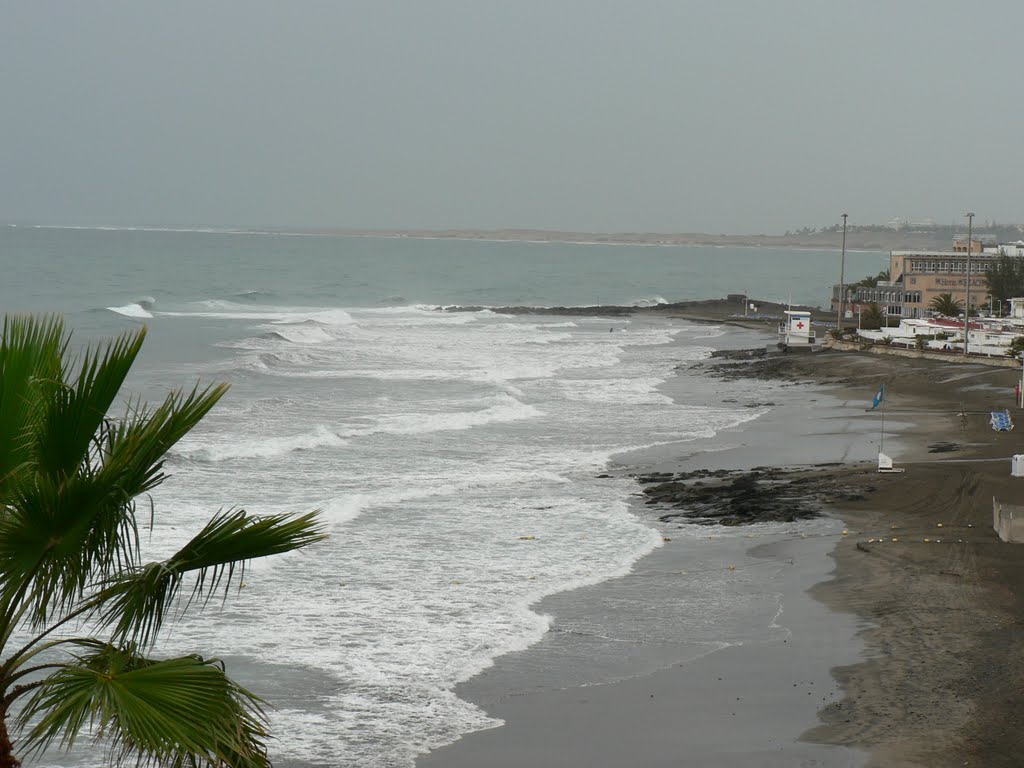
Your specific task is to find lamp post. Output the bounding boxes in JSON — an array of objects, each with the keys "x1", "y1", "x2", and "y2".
[
  {"x1": 1019, "y1": 353, "x2": 1024, "y2": 408},
  {"x1": 836, "y1": 213, "x2": 848, "y2": 332},
  {"x1": 964, "y1": 212, "x2": 974, "y2": 356}
]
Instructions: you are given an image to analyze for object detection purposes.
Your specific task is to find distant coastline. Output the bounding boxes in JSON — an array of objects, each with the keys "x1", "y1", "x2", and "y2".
[
  {"x1": 6, "y1": 222, "x2": 953, "y2": 252},
  {"x1": 269, "y1": 227, "x2": 938, "y2": 252}
]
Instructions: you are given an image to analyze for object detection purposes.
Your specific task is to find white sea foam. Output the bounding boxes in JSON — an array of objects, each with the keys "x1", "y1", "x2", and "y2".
[
  {"x1": 632, "y1": 295, "x2": 669, "y2": 307},
  {"x1": 159, "y1": 302, "x2": 356, "y2": 327},
  {"x1": 556, "y1": 376, "x2": 674, "y2": 404},
  {"x1": 320, "y1": 467, "x2": 571, "y2": 528},
  {"x1": 107, "y1": 302, "x2": 154, "y2": 318},
  {"x1": 260, "y1": 326, "x2": 335, "y2": 344},
  {"x1": 177, "y1": 425, "x2": 346, "y2": 462},
  {"x1": 339, "y1": 394, "x2": 541, "y2": 438}
]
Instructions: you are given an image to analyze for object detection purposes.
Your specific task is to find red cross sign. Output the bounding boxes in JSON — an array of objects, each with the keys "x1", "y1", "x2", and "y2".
[{"x1": 796, "y1": 321, "x2": 805, "y2": 329}]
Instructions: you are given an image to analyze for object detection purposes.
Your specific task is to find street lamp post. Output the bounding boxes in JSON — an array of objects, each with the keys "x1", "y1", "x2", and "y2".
[
  {"x1": 1019, "y1": 353, "x2": 1024, "y2": 408},
  {"x1": 836, "y1": 213, "x2": 848, "y2": 333},
  {"x1": 964, "y1": 212, "x2": 974, "y2": 356}
]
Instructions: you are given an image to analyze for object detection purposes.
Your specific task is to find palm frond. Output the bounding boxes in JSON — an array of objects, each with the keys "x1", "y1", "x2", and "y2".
[
  {"x1": 0, "y1": 464, "x2": 153, "y2": 628},
  {"x1": 97, "y1": 382, "x2": 230, "y2": 501},
  {"x1": 16, "y1": 643, "x2": 270, "y2": 768},
  {"x1": 33, "y1": 325, "x2": 147, "y2": 481},
  {"x1": 1, "y1": 315, "x2": 326, "y2": 766},
  {"x1": 0, "y1": 314, "x2": 67, "y2": 498},
  {"x1": 97, "y1": 510, "x2": 325, "y2": 648},
  {"x1": 0, "y1": 383, "x2": 230, "y2": 630}
]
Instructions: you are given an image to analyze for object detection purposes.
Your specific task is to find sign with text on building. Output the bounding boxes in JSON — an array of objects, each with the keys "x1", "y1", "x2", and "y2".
[{"x1": 934, "y1": 277, "x2": 988, "y2": 288}]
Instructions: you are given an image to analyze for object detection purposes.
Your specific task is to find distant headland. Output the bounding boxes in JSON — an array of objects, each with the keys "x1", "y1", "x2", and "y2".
[
  {"x1": 9, "y1": 221, "x2": 1024, "y2": 252},
  {"x1": 263, "y1": 222, "x2": 1024, "y2": 252}
]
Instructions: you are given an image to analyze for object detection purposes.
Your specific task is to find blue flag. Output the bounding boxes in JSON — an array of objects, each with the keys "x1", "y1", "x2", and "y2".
[{"x1": 872, "y1": 384, "x2": 885, "y2": 409}]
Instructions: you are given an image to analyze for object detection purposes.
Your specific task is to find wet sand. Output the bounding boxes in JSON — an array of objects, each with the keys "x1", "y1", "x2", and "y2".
[{"x1": 417, "y1": 322, "x2": 1024, "y2": 768}]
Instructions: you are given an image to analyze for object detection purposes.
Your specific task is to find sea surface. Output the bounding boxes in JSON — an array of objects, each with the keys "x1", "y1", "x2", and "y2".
[{"x1": 0, "y1": 227, "x2": 886, "y2": 767}]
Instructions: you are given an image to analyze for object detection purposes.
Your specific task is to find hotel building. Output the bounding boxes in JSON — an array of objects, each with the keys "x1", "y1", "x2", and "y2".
[{"x1": 832, "y1": 237, "x2": 1001, "y2": 320}]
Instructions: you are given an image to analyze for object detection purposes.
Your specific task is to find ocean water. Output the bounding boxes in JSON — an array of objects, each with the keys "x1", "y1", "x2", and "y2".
[{"x1": 0, "y1": 227, "x2": 885, "y2": 767}]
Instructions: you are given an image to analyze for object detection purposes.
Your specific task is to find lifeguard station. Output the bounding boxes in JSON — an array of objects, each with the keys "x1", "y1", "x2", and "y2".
[{"x1": 775, "y1": 310, "x2": 821, "y2": 352}]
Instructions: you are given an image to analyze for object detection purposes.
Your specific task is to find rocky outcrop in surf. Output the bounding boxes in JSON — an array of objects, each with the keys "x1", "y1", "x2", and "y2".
[{"x1": 635, "y1": 465, "x2": 874, "y2": 526}]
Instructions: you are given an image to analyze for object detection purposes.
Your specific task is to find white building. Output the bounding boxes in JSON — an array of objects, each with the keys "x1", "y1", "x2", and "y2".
[
  {"x1": 986, "y1": 241, "x2": 1024, "y2": 258},
  {"x1": 858, "y1": 314, "x2": 1024, "y2": 356}
]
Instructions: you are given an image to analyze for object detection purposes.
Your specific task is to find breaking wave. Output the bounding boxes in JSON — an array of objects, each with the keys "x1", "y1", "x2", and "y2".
[
  {"x1": 107, "y1": 296, "x2": 156, "y2": 319},
  {"x1": 340, "y1": 394, "x2": 541, "y2": 438},
  {"x1": 175, "y1": 425, "x2": 346, "y2": 462},
  {"x1": 632, "y1": 296, "x2": 669, "y2": 307}
]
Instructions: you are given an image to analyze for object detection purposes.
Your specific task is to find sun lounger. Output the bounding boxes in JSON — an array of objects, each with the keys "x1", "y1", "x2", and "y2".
[{"x1": 991, "y1": 410, "x2": 1014, "y2": 432}]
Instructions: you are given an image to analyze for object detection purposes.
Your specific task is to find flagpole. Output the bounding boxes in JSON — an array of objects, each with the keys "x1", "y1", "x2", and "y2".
[
  {"x1": 873, "y1": 382, "x2": 886, "y2": 455},
  {"x1": 880, "y1": 394, "x2": 885, "y2": 454}
]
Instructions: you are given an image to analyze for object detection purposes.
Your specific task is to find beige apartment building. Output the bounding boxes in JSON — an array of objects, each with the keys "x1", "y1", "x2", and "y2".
[
  {"x1": 887, "y1": 249, "x2": 991, "y2": 318},
  {"x1": 831, "y1": 237, "x2": 1000, "y2": 320}
]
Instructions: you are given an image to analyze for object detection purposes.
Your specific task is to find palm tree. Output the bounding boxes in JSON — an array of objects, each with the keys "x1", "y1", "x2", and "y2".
[
  {"x1": 929, "y1": 293, "x2": 963, "y2": 317},
  {"x1": 0, "y1": 315, "x2": 324, "y2": 768},
  {"x1": 860, "y1": 302, "x2": 885, "y2": 330},
  {"x1": 984, "y1": 254, "x2": 1024, "y2": 313}
]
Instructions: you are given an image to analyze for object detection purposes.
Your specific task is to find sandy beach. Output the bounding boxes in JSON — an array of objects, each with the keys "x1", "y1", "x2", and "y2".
[{"x1": 416, "y1": 316, "x2": 1024, "y2": 768}]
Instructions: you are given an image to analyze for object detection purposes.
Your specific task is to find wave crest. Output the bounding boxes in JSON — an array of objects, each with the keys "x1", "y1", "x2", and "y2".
[
  {"x1": 176, "y1": 425, "x2": 346, "y2": 462},
  {"x1": 107, "y1": 302, "x2": 153, "y2": 319},
  {"x1": 632, "y1": 296, "x2": 668, "y2": 307},
  {"x1": 341, "y1": 394, "x2": 541, "y2": 439},
  {"x1": 259, "y1": 326, "x2": 334, "y2": 344}
]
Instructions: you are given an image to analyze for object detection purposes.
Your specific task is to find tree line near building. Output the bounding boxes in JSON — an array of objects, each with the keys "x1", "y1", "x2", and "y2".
[
  {"x1": 811, "y1": 221, "x2": 1024, "y2": 240},
  {"x1": 981, "y1": 255, "x2": 1024, "y2": 310},
  {"x1": 847, "y1": 269, "x2": 891, "y2": 290}
]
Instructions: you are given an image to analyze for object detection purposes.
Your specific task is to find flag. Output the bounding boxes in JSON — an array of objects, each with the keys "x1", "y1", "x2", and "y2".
[{"x1": 872, "y1": 384, "x2": 885, "y2": 410}]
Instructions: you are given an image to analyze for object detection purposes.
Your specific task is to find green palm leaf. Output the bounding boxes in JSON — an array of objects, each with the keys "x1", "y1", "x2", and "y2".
[
  {"x1": 0, "y1": 314, "x2": 325, "y2": 766},
  {"x1": 17, "y1": 643, "x2": 270, "y2": 768},
  {"x1": 97, "y1": 510, "x2": 325, "y2": 648},
  {"x1": 33, "y1": 325, "x2": 147, "y2": 481},
  {"x1": 96, "y1": 382, "x2": 231, "y2": 503},
  {"x1": 0, "y1": 383, "x2": 229, "y2": 629},
  {"x1": 0, "y1": 314, "x2": 66, "y2": 497}
]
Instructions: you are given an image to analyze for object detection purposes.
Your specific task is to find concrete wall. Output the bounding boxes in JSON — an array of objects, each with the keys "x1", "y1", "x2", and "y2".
[
  {"x1": 828, "y1": 339, "x2": 1023, "y2": 368},
  {"x1": 993, "y1": 497, "x2": 1024, "y2": 543}
]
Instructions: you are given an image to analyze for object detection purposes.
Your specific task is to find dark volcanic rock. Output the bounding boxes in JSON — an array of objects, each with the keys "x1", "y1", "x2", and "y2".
[
  {"x1": 701, "y1": 355, "x2": 794, "y2": 381},
  {"x1": 637, "y1": 466, "x2": 856, "y2": 526},
  {"x1": 441, "y1": 303, "x2": 688, "y2": 316},
  {"x1": 709, "y1": 348, "x2": 768, "y2": 360}
]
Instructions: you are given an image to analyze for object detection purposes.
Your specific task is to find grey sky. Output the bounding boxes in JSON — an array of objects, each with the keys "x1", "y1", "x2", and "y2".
[{"x1": 2, "y1": 1, "x2": 1021, "y2": 234}]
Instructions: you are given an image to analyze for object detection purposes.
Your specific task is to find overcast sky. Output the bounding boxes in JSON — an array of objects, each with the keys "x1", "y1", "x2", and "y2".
[{"x1": 2, "y1": 1, "x2": 1021, "y2": 234}]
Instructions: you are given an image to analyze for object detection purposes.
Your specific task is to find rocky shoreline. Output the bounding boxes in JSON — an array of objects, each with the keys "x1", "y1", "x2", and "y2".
[
  {"x1": 440, "y1": 297, "x2": 827, "y2": 322},
  {"x1": 635, "y1": 465, "x2": 872, "y2": 526}
]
